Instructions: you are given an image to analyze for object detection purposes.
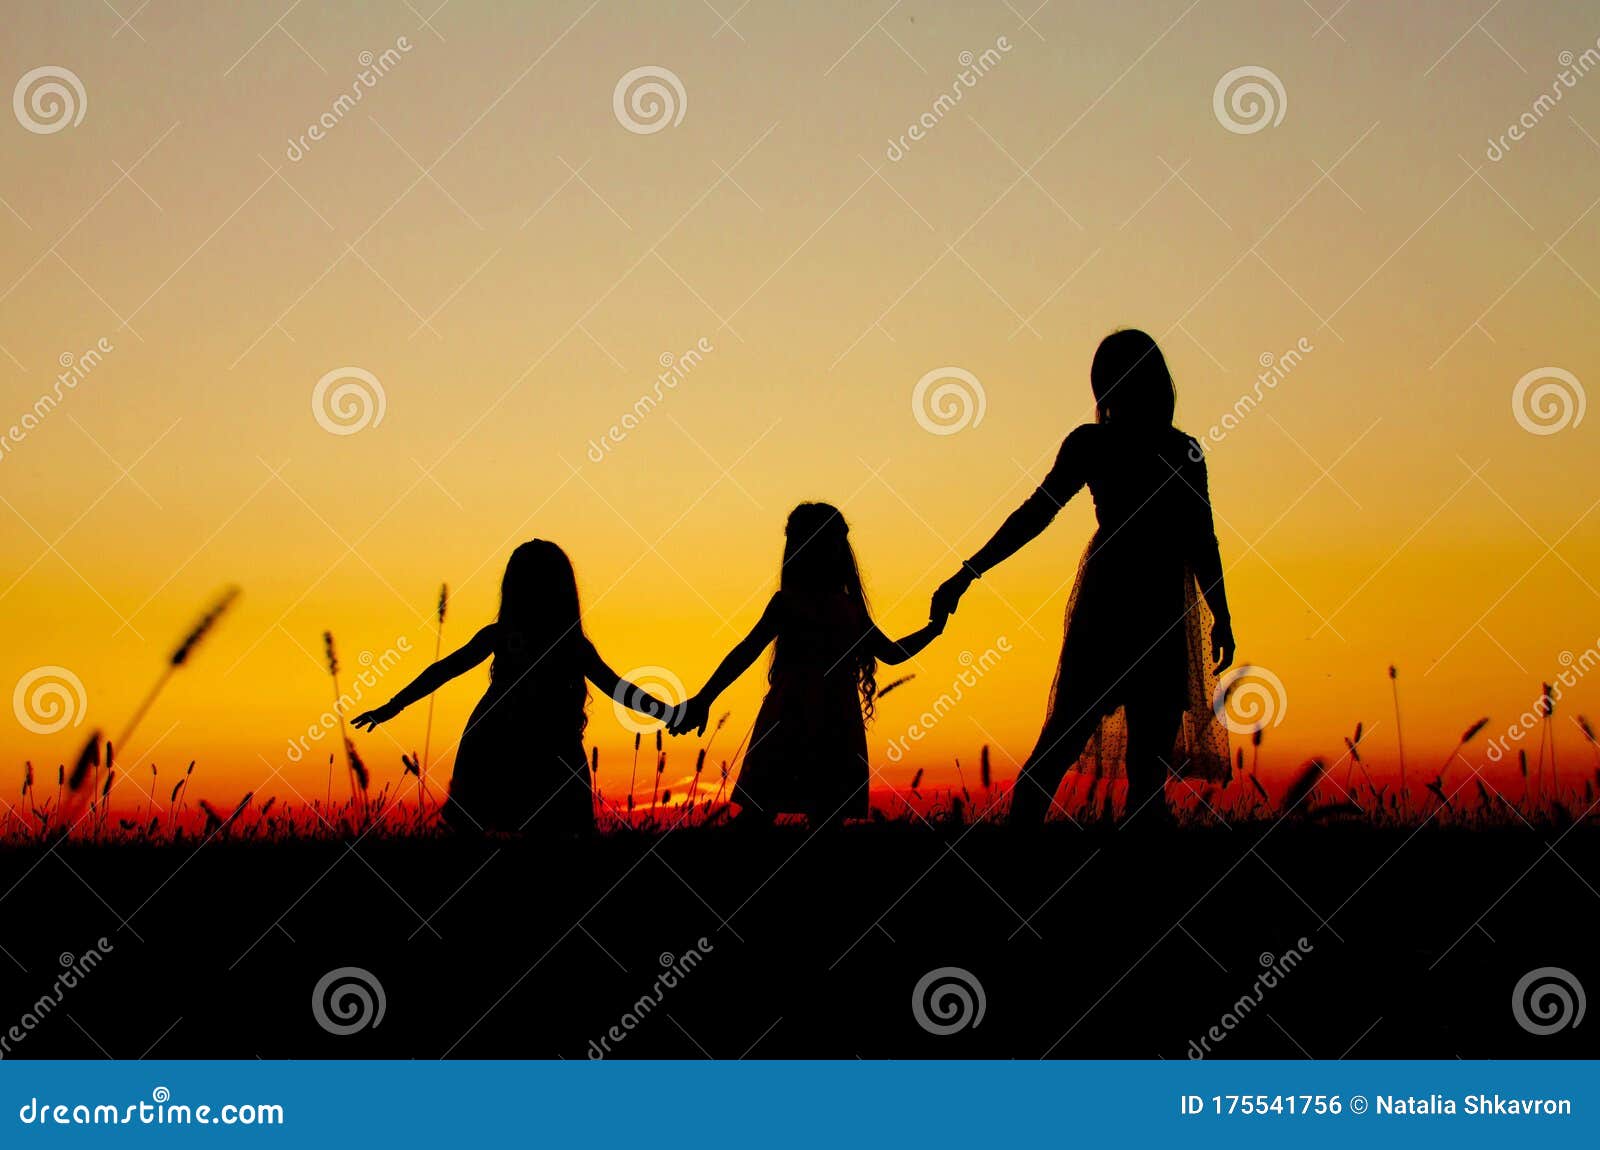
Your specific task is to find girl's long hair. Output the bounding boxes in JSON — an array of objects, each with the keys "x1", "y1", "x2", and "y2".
[
  {"x1": 774, "y1": 502, "x2": 879, "y2": 720},
  {"x1": 1090, "y1": 328, "x2": 1176, "y2": 427},
  {"x1": 492, "y1": 540, "x2": 589, "y2": 734}
]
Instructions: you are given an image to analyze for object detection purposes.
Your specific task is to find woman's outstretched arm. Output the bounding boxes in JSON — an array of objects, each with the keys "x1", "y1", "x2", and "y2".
[
  {"x1": 352, "y1": 625, "x2": 496, "y2": 729},
  {"x1": 583, "y1": 640, "x2": 675, "y2": 723},
  {"x1": 931, "y1": 427, "x2": 1091, "y2": 617},
  {"x1": 1184, "y1": 446, "x2": 1235, "y2": 671},
  {"x1": 669, "y1": 595, "x2": 783, "y2": 735}
]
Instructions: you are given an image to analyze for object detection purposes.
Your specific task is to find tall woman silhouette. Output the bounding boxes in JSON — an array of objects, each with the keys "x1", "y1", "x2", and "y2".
[{"x1": 932, "y1": 330, "x2": 1235, "y2": 824}]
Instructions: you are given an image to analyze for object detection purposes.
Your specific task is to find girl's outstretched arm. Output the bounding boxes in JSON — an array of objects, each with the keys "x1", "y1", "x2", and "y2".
[
  {"x1": 871, "y1": 615, "x2": 946, "y2": 666},
  {"x1": 582, "y1": 639, "x2": 675, "y2": 723},
  {"x1": 352, "y1": 625, "x2": 496, "y2": 729},
  {"x1": 670, "y1": 594, "x2": 782, "y2": 735}
]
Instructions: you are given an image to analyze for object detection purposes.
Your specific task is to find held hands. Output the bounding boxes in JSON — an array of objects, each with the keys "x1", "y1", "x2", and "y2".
[
  {"x1": 351, "y1": 700, "x2": 401, "y2": 731},
  {"x1": 930, "y1": 567, "x2": 975, "y2": 621},
  {"x1": 667, "y1": 694, "x2": 710, "y2": 738},
  {"x1": 1210, "y1": 617, "x2": 1236, "y2": 674}
]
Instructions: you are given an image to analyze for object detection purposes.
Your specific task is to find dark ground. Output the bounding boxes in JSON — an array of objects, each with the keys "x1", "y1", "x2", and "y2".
[{"x1": 0, "y1": 822, "x2": 1594, "y2": 1059}]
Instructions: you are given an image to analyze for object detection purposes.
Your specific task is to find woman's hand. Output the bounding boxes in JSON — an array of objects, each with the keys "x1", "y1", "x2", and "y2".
[
  {"x1": 931, "y1": 568, "x2": 975, "y2": 620},
  {"x1": 668, "y1": 695, "x2": 710, "y2": 737},
  {"x1": 351, "y1": 701, "x2": 399, "y2": 731},
  {"x1": 1210, "y1": 618, "x2": 1235, "y2": 674}
]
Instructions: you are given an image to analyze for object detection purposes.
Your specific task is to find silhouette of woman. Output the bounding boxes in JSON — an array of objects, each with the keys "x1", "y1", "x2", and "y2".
[
  {"x1": 670, "y1": 503, "x2": 944, "y2": 827},
  {"x1": 353, "y1": 540, "x2": 673, "y2": 834},
  {"x1": 932, "y1": 330, "x2": 1235, "y2": 824}
]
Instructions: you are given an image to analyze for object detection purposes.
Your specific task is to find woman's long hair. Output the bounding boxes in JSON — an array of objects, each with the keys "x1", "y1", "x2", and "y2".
[
  {"x1": 774, "y1": 502, "x2": 879, "y2": 720},
  {"x1": 1090, "y1": 328, "x2": 1176, "y2": 427},
  {"x1": 492, "y1": 540, "x2": 589, "y2": 733}
]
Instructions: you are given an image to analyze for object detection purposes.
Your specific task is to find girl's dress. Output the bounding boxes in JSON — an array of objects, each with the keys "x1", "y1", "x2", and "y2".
[
  {"x1": 443, "y1": 648, "x2": 593, "y2": 835},
  {"x1": 1030, "y1": 422, "x2": 1231, "y2": 782},
  {"x1": 732, "y1": 591, "x2": 871, "y2": 821}
]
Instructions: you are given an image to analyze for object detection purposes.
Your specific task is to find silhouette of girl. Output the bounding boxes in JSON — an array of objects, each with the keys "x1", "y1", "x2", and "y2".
[
  {"x1": 932, "y1": 330, "x2": 1235, "y2": 825},
  {"x1": 670, "y1": 503, "x2": 944, "y2": 827},
  {"x1": 353, "y1": 540, "x2": 673, "y2": 834}
]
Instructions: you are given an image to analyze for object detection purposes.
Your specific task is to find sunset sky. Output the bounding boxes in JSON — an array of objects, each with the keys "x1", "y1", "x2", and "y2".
[{"x1": 3, "y1": 1, "x2": 1597, "y2": 811}]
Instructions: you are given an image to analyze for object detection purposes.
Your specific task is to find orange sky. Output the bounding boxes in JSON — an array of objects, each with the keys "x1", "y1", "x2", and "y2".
[{"x1": 3, "y1": 1, "x2": 1598, "y2": 810}]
